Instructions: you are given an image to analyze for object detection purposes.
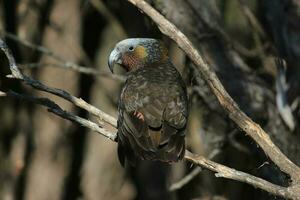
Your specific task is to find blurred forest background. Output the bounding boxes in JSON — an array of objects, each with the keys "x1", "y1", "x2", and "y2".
[{"x1": 0, "y1": 0, "x2": 300, "y2": 199}]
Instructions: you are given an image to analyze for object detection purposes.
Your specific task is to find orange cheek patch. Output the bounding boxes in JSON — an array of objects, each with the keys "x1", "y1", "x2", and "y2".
[
  {"x1": 122, "y1": 46, "x2": 147, "y2": 70},
  {"x1": 134, "y1": 45, "x2": 147, "y2": 59},
  {"x1": 122, "y1": 54, "x2": 135, "y2": 70},
  {"x1": 122, "y1": 54, "x2": 137, "y2": 70}
]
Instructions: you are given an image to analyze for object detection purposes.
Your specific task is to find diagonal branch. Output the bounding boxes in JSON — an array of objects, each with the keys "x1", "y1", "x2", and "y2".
[
  {"x1": 126, "y1": 0, "x2": 300, "y2": 184},
  {"x1": 1, "y1": 90, "x2": 116, "y2": 141},
  {"x1": 0, "y1": 38, "x2": 117, "y2": 128},
  {"x1": 1, "y1": 31, "x2": 98, "y2": 75},
  {"x1": 1, "y1": 37, "x2": 300, "y2": 198},
  {"x1": 1, "y1": 31, "x2": 125, "y2": 81},
  {"x1": 169, "y1": 149, "x2": 220, "y2": 192},
  {"x1": 185, "y1": 151, "x2": 299, "y2": 199},
  {"x1": 3, "y1": 88, "x2": 297, "y2": 198}
]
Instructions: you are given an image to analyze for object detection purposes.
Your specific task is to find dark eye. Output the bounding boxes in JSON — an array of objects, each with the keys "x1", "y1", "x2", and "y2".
[{"x1": 128, "y1": 46, "x2": 134, "y2": 51}]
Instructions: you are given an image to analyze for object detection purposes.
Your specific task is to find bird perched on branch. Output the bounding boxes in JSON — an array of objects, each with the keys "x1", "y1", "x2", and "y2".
[{"x1": 108, "y1": 38, "x2": 188, "y2": 166}]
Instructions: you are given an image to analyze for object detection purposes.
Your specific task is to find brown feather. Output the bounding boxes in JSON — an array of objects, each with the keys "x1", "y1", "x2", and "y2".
[{"x1": 117, "y1": 60, "x2": 188, "y2": 164}]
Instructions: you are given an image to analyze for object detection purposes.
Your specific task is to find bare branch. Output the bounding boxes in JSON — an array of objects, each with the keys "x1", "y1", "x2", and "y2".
[
  {"x1": 126, "y1": 0, "x2": 300, "y2": 183},
  {"x1": 169, "y1": 167, "x2": 202, "y2": 192},
  {"x1": 19, "y1": 62, "x2": 125, "y2": 82},
  {"x1": 2, "y1": 91, "x2": 117, "y2": 141},
  {"x1": 6, "y1": 87, "x2": 293, "y2": 198},
  {"x1": 173, "y1": 150, "x2": 285, "y2": 196},
  {"x1": 184, "y1": 0, "x2": 266, "y2": 59},
  {"x1": 0, "y1": 4, "x2": 300, "y2": 199},
  {"x1": 185, "y1": 151, "x2": 300, "y2": 199},
  {"x1": 238, "y1": 0, "x2": 266, "y2": 38},
  {"x1": 0, "y1": 91, "x2": 5, "y2": 96},
  {"x1": 169, "y1": 149, "x2": 221, "y2": 192},
  {"x1": 4, "y1": 87, "x2": 298, "y2": 198},
  {"x1": 1, "y1": 31, "x2": 125, "y2": 81},
  {"x1": 1, "y1": 36, "x2": 300, "y2": 198},
  {"x1": 0, "y1": 38, "x2": 117, "y2": 129}
]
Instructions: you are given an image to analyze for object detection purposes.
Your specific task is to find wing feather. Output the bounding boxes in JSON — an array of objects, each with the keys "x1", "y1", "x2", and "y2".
[{"x1": 117, "y1": 61, "x2": 188, "y2": 163}]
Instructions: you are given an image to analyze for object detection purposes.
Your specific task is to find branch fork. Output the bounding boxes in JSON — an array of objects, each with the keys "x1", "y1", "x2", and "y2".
[{"x1": 1, "y1": 1, "x2": 300, "y2": 198}]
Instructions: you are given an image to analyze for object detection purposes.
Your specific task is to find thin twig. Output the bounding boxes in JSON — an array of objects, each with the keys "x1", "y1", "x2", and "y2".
[
  {"x1": 0, "y1": 91, "x2": 6, "y2": 96},
  {"x1": 1, "y1": 35, "x2": 300, "y2": 198},
  {"x1": 126, "y1": 0, "x2": 300, "y2": 184},
  {"x1": 169, "y1": 167, "x2": 202, "y2": 192},
  {"x1": 169, "y1": 149, "x2": 221, "y2": 192},
  {"x1": 17, "y1": 62, "x2": 125, "y2": 81},
  {"x1": 3, "y1": 84, "x2": 299, "y2": 198},
  {"x1": 1, "y1": 31, "x2": 125, "y2": 81},
  {"x1": 185, "y1": 0, "x2": 265, "y2": 58},
  {"x1": 4, "y1": 86, "x2": 295, "y2": 198},
  {"x1": 238, "y1": 0, "x2": 266, "y2": 38},
  {"x1": 2, "y1": 90, "x2": 117, "y2": 141},
  {"x1": 0, "y1": 38, "x2": 118, "y2": 129}
]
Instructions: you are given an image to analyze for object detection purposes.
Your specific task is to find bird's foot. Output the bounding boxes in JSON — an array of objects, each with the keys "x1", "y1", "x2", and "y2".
[{"x1": 133, "y1": 111, "x2": 145, "y2": 121}]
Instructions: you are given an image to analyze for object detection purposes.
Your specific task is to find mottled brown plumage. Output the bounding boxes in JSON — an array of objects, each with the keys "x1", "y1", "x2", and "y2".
[{"x1": 108, "y1": 38, "x2": 188, "y2": 166}]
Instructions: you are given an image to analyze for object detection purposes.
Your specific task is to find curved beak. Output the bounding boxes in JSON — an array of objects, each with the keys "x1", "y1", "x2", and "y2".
[{"x1": 108, "y1": 49, "x2": 121, "y2": 73}]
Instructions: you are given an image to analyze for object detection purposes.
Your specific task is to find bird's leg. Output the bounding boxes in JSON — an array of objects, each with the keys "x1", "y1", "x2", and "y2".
[{"x1": 133, "y1": 111, "x2": 145, "y2": 121}]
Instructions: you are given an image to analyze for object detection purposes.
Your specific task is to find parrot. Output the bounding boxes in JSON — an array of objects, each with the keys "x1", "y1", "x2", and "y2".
[{"x1": 108, "y1": 38, "x2": 188, "y2": 166}]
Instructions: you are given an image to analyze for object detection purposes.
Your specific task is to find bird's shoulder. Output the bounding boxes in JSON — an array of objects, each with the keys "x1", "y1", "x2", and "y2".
[{"x1": 125, "y1": 61, "x2": 185, "y2": 92}]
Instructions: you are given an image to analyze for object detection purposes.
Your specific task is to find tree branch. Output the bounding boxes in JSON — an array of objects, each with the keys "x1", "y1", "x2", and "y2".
[
  {"x1": 169, "y1": 149, "x2": 220, "y2": 192},
  {"x1": 1, "y1": 31, "x2": 125, "y2": 81},
  {"x1": 185, "y1": 151, "x2": 299, "y2": 199},
  {"x1": 126, "y1": 0, "x2": 300, "y2": 184},
  {"x1": 3, "y1": 89, "x2": 297, "y2": 198},
  {"x1": 1, "y1": 5, "x2": 300, "y2": 197},
  {"x1": 169, "y1": 167, "x2": 202, "y2": 192},
  {"x1": 0, "y1": 38, "x2": 117, "y2": 129},
  {"x1": 3, "y1": 85, "x2": 299, "y2": 198},
  {"x1": 1, "y1": 90, "x2": 116, "y2": 141}
]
